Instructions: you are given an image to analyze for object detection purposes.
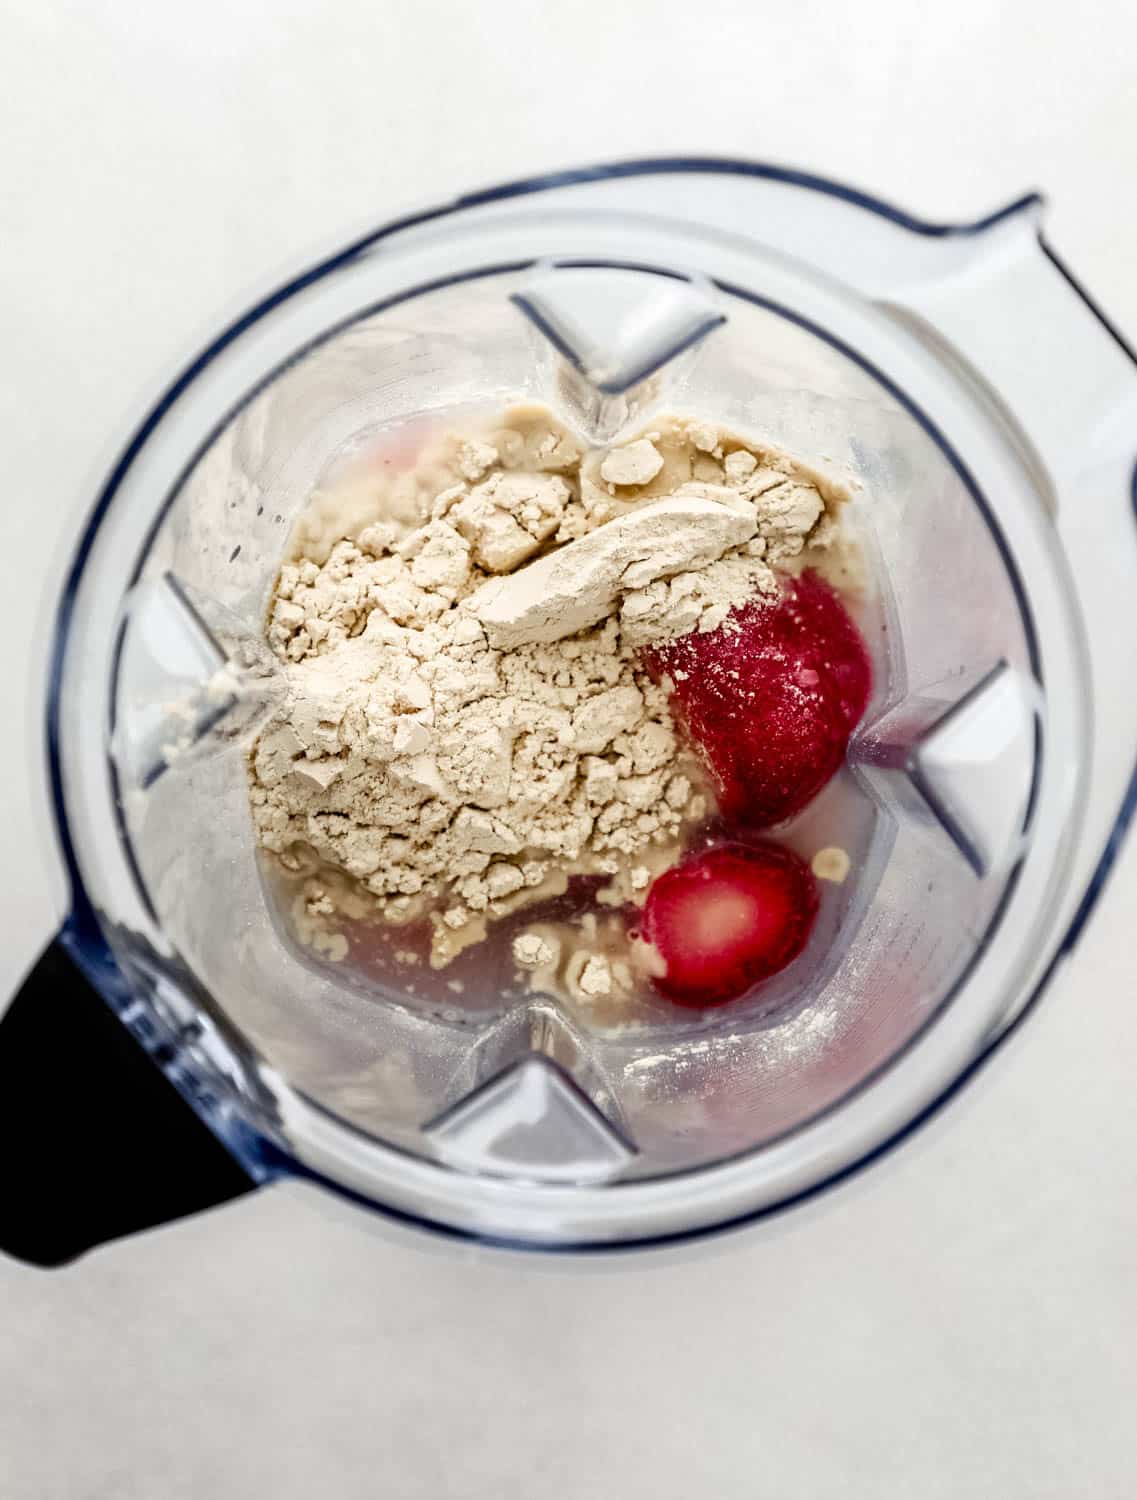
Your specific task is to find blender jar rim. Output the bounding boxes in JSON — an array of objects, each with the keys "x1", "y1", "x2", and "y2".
[{"x1": 41, "y1": 157, "x2": 1136, "y2": 1248}]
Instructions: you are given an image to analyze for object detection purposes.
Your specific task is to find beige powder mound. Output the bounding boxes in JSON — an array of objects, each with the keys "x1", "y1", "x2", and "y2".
[{"x1": 248, "y1": 407, "x2": 856, "y2": 952}]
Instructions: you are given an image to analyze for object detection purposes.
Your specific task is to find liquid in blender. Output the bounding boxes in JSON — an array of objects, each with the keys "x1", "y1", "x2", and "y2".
[{"x1": 249, "y1": 403, "x2": 883, "y2": 1032}]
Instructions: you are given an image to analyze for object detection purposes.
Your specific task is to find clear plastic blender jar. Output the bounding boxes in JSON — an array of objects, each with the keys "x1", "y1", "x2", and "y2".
[{"x1": 17, "y1": 159, "x2": 1137, "y2": 1253}]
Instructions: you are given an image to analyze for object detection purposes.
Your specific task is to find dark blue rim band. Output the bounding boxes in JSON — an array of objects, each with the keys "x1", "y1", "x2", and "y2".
[{"x1": 42, "y1": 157, "x2": 1137, "y2": 1253}]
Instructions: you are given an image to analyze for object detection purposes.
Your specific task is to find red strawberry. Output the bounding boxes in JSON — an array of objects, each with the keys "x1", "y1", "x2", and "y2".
[
  {"x1": 641, "y1": 842, "x2": 818, "y2": 1006},
  {"x1": 643, "y1": 571, "x2": 872, "y2": 826}
]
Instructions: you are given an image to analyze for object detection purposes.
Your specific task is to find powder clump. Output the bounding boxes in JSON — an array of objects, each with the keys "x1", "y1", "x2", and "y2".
[{"x1": 249, "y1": 408, "x2": 855, "y2": 938}]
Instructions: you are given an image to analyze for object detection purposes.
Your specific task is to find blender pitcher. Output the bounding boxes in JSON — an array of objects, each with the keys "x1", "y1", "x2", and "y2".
[{"x1": 8, "y1": 159, "x2": 1137, "y2": 1259}]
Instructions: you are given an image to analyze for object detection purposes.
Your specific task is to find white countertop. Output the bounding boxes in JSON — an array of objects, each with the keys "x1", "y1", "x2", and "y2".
[{"x1": 3, "y1": 1, "x2": 1136, "y2": 1494}]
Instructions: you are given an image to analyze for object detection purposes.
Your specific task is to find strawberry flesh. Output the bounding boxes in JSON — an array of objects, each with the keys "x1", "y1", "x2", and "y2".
[
  {"x1": 643, "y1": 571, "x2": 872, "y2": 826},
  {"x1": 641, "y1": 842, "x2": 818, "y2": 1006}
]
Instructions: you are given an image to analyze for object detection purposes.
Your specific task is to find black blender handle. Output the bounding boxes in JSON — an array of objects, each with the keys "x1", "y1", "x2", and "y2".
[{"x1": 0, "y1": 940, "x2": 255, "y2": 1266}]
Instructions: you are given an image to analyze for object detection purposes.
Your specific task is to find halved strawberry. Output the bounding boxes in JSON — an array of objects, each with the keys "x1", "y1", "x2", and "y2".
[
  {"x1": 643, "y1": 571, "x2": 872, "y2": 827},
  {"x1": 641, "y1": 842, "x2": 818, "y2": 1006}
]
